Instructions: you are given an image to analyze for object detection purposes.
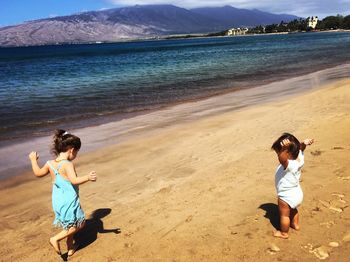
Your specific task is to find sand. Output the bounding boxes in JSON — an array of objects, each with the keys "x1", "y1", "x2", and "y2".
[{"x1": 0, "y1": 78, "x2": 349, "y2": 261}]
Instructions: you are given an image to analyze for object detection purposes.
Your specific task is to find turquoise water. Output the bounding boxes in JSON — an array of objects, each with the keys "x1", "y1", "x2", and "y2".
[{"x1": 1, "y1": 32, "x2": 350, "y2": 142}]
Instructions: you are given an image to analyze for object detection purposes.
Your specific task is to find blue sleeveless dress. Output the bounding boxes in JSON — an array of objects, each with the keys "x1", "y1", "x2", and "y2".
[{"x1": 47, "y1": 160, "x2": 85, "y2": 230}]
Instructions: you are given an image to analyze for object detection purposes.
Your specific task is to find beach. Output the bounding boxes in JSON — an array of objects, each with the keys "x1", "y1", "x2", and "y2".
[{"x1": 0, "y1": 77, "x2": 349, "y2": 261}]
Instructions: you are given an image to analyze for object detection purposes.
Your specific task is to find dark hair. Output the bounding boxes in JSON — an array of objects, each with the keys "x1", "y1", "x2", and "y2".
[
  {"x1": 51, "y1": 129, "x2": 81, "y2": 156},
  {"x1": 271, "y1": 132, "x2": 300, "y2": 160}
]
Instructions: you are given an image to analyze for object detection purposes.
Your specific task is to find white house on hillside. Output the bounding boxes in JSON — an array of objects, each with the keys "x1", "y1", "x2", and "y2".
[
  {"x1": 227, "y1": 28, "x2": 249, "y2": 36},
  {"x1": 308, "y1": 16, "x2": 318, "y2": 29}
]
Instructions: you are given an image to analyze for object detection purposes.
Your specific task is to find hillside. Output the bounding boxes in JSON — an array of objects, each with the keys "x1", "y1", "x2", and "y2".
[{"x1": 0, "y1": 5, "x2": 300, "y2": 47}]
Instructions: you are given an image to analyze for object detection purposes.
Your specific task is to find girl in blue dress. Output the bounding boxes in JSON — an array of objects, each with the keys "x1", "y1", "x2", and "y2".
[{"x1": 29, "y1": 129, "x2": 97, "y2": 257}]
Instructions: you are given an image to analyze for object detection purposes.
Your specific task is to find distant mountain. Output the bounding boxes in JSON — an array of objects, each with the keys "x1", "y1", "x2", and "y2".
[
  {"x1": 191, "y1": 5, "x2": 299, "y2": 27},
  {"x1": 0, "y1": 5, "x2": 300, "y2": 47},
  {"x1": 103, "y1": 5, "x2": 223, "y2": 33}
]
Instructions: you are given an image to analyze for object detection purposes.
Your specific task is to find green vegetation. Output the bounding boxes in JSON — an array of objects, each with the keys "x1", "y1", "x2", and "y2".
[
  {"x1": 247, "y1": 19, "x2": 308, "y2": 34},
  {"x1": 316, "y1": 15, "x2": 350, "y2": 30},
  {"x1": 161, "y1": 14, "x2": 350, "y2": 41},
  {"x1": 162, "y1": 30, "x2": 227, "y2": 40},
  {"x1": 247, "y1": 14, "x2": 350, "y2": 34},
  {"x1": 206, "y1": 30, "x2": 228, "y2": 37}
]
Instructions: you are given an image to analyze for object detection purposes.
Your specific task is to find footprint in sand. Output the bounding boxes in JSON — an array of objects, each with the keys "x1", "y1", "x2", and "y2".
[
  {"x1": 318, "y1": 199, "x2": 330, "y2": 208},
  {"x1": 303, "y1": 244, "x2": 330, "y2": 260},
  {"x1": 158, "y1": 186, "x2": 172, "y2": 194},
  {"x1": 227, "y1": 225, "x2": 238, "y2": 235},
  {"x1": 331, "y1": 193, "x2": 345, "y2": 198},
  {"x1": 222, "y1": 246, "x2": 231, "y2": 255},
  {"x1": 343, "y1": 231, "x2": 350, "y2": 242},
  {"x1": 338, "y1": 199, "x2": 347, "y2": 204},
  {"x1": 334, "y1": 167, "x2": 350, "y2": 180},
  {"x1": 208, "y1": 186, "x2": 216, "y2": 192},
  {"x1": 302, "y1": 243, "x2": 313, "y2": 250},
  {"x1": 128, "y1": 219, "x2": 136, "y2": 224},
  {"x1": 318, "y1": 198, "x2": 345, "y2": 213},
  {"x1": 267, "y1": 243, "x2": 280, "y2": 255},
  {"x1": 185, "y1": 215, "x2": 193, "y2": 223},
  {"x1": 145, "y1": 175, "x2": 153, "y2": 182},
  {"x1": 319, "y1": 221, "x2": 335, "y2": 228},
  {"x1": 124, "y1": 242, "x2": 134, "y2": 248},
  {"x1": 332, "y1": 146, "x2": 344, "y2": 150},
  {"x1": 124, "y1": 231, "x2": 134, "y2": 237},
  {"x1": 310, "y1": 150, "x2": 322, "y2": 156},
  {"x1": 304, "y1": 241, "x2": 341, "y2": 260},
  {"x1": 329, "y1": 206, "x2": 343, "y2": 213},
  {"x1": 171, "y1": 167, "x2": 196, "y2": 178},
  {"x1": 329, "y1": 193, "x2": 348, "y2": 212},
  {"x1": 245, "y1": 232, "x2": 253, "y2": 239},
  {"x1": 311, "y1": 246, "x2": 329, "y2": 260}
]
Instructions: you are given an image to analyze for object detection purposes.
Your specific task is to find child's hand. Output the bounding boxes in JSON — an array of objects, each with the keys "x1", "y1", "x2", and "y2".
[
  {"x1": 280, "y1": 138, "x2": 291, "y2": 148},
  {"x1": 29, "y1": 151, "x2": 39, "y2": 161},
  {"x1": 88, "y1": 171, "x2": 97, "y2": 182},
  {"x1": 303, "y1": 138, "x2": 314, "y2": 146}
]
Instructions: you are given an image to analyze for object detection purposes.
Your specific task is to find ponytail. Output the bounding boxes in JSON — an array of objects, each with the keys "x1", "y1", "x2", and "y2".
[{"x1": 51, "y1": 129, "x2": 81, "y2": 156}]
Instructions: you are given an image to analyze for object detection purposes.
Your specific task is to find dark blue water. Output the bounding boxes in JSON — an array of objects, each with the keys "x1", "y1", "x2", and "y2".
[{"x1": 1, "y1": 32, "x2": 350, "y2": 142}]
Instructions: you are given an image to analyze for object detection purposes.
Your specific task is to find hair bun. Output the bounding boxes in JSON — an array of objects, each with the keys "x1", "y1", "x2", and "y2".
[
  {"x1": 51, "y1": 129, "x2": 81, "y2": 156},
  {"x1": 54, "y1": 129, "x2": 66, "y2": 139}
]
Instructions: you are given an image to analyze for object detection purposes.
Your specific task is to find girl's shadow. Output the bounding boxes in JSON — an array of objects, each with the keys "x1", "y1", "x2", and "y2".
[
  {"x1": 74, "y1": 208, "x2": 121, "y2": 251},
  {"x1": 259, "y1": 203, "x2": 279, "y2": 230}
]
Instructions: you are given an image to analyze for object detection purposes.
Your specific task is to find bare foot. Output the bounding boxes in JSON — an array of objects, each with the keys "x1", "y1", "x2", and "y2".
[
  {"x1": 273, "y1": 230, "x2": 289, "y2": 239},
  {"x1": 49, "y1": 237, "x2": 61, "y2": 255},
  {"x1": 68, "y1": 244, "x2": 79, "y2": 257},
  {"x1": 291, "y1": 223, "x2": 300, "y2": 230}
]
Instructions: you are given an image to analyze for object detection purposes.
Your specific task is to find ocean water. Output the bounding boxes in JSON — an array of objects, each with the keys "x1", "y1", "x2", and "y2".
[{"x1": 1, "y1": 31, "x2": 350, "y2": 143}]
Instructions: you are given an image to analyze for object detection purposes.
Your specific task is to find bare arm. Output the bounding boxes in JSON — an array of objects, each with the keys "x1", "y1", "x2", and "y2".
[
  {"x1": 65, "y1": 162, "x2": 97, "y2": 186},
  {"x1": 276, "y1": 139, "x2": 291, "y2": 169},
  {"x1": 300, "y1": 138, "x2": 314, "y2": 151},
  {"x1": 277, "y1": 150, "x2": 289, "y2": 169},
  {"x1": 29, "y1": 151, "x2": 49, "y2": 177}
]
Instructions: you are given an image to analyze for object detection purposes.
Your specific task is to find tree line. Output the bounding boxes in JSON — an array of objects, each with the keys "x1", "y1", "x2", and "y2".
[{"x1": 247, "y1": 14, "x2": 350, "y2": 34}]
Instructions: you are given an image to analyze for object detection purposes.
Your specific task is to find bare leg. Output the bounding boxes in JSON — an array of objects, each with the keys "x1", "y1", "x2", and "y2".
[
  {"x1": 49, "y1": 226, "x2": 78, "y2": 255},
  {"x1": 67, "y1": 221, "x2": 85, "y2": 257},
  {"x1": 49, "y1": 237, "x2": 61, "y2": 255},
  {"x1": 274, "y1": 198, "x2": 290, "y2": 239},
  {"x1": 50, "y1": 222, "x2": 86, "y2": 256},
  {"x1": 290, "y1": 208, "x2": 300, "y2": 230}
]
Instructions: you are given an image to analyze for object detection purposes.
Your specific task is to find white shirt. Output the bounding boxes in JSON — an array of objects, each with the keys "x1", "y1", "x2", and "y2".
[{"x1": 275, "y1": 150, "x2": 304, "y2": 202}]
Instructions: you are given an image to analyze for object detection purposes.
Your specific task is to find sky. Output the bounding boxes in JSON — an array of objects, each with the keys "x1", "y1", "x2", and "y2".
[{"x1": 1, "y1": 0, "x2": 350, "y2": 27}]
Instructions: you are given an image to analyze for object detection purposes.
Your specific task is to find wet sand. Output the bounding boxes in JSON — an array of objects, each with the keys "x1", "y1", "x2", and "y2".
[
  {"x1": 0, "y1": 78, "x2": 350, "y2": 261},
  {"x1": 2, "y1": 63, "x2": 350, "y2": 180}
]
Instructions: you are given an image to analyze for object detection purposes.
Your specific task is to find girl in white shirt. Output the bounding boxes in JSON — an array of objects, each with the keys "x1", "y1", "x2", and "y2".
[{"x1": 271, "y1": 133, "x2": 314, "y2": 239}]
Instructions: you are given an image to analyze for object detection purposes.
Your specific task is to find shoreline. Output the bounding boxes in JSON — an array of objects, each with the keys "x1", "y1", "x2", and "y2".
[
  {"x1": 1, "y1": 74, "x2": 349, "y2": 261},
  {"x1": 2, "y1": 32, "x2": 350, "y2": 144},
  {"x1": 1, "y1": 63, "x2": 350, "y2": 182},
  {"x1": 0, "y1": 59, "x2": 343, "y2": 145},
  {"x1": 1, "y1": 28, "x2": 349, "y2": 49}
]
